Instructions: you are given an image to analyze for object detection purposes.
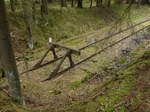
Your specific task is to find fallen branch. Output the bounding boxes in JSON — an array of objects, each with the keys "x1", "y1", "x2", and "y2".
[{"x1": 0, "y1": 87, "x2": 10, "y2": 97}]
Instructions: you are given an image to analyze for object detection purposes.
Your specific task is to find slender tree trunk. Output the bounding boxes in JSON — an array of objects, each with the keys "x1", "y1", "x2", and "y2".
[
  {"x1": 96, "y1": 0, "x2": 102, "y2": 7},
  {"x1": 61, "y1": 0, "x2": 67, "y2": 7},
  {"x1": 100, "y1": 0, "x2": 103, "y2": 5},
  {"x1": 10, "y1": 0, "x2": 16, "y2": 12},
  {"x1": 41, "y1": 0, "x2": 48, "y2": 16},
  {"x1": 41, "y1": 0, "x2": 49, "y2": 25},
  {"x1": 0, "y1": 0, "x2": 23, "y2": 104},
  {"x1": 90, "y1": 0, "x2": 93, "y2": 8},
  {"x1": 107, "y1": 0, "x2": 111, "y2": 7},
  {"x1": 22, "y1": 0, "x2": 33, "y2": 49},
  {"x1": 96, "y1": 0, "x2": 99, "y2": 7},
  {"x1": 32, "y1": 1, "x2": 36, "y2": 21},
  {"x1": 77, "y1": 0, "x2": 83, "y2": 8},
  {"x1": 71, "y1": 0, "x2": 74, "y2": 7},
  {"x1": 137, "y1": 0, "x2": 141, "y2": 6}
]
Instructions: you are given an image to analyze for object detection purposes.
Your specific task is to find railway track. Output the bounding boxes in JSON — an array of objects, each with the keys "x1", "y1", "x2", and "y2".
[{"x1": 19, "y1": 18, "x2": 150, "y2": 82}]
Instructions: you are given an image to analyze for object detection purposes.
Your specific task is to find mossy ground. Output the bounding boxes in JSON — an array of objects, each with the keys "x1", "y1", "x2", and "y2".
[{"x1": 54, "y1": 47, "x2": 150, "y2": 112}]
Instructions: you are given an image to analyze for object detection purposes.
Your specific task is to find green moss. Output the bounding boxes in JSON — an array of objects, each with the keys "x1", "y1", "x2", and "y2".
[
  {"x1": 118, "y1": 57, "x2": 127, "y2": 64},
  {"x1": 96, "y1": 97, "x2": 106, "y2": 104},
  {"x1": 82, "y1": 69, "x2": 92, "y2": 76},
  {"x1": 69, "y1": 81, "x2": 82, "y2": 89},
  {"x1": 141, "y1": 50, "x2": 150, "y2": 59},
  {"x1": 118, "y1": 106, "x2": 126, "y2": 112},
  {"x1": 144, "y1": 60, "x2": 150, "y2": 68},
  {"x1": 130, "y1": 52, "x2": 138, "y2": 57}
]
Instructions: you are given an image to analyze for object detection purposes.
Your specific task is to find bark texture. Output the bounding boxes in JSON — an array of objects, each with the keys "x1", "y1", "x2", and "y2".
[
  {"x1": 0, "y1": 0, "x2": 23, "y2": 104},
  {"x1": 22, "y1": 0, "x2": 33, "y2": 49}
]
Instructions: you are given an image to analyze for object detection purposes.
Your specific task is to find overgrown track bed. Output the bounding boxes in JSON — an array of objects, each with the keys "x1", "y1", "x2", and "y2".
[
  {"x1": 43, "y1": 25, "x2": 150, "y2": 81},
  {"x1": 18, "y1": 18, "x2": 150, "y2": 82}
]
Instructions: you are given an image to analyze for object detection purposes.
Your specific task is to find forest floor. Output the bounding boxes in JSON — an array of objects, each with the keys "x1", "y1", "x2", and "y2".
[{"x1": 0, "y1": 4, "x2": 150, "y2": 112}]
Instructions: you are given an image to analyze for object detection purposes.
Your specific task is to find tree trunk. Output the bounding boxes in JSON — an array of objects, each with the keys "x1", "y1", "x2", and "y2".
[
  {"x1": 77, "y1": 0, "x2": 83, "y2": 8},
  {"x1": 61, "y1": 0, "x2": 67, "y2": 7},
  {"x1": 22, "y1": 0, "x2": 33, "y2": 49},
  {"x1": 41, "y1": 0, "x2": 49, "y2": 25},
  {"x1": 100, "y1": 0, "x2": 102, "y2": 5},
  {"x1": 0, "y1": 0, "x2": 23, "y2": 104},
  {"x1": 41, "y1": 0, "x2": 48, "y2": 15},
  {"x1": 71, "y1": 0, "x2": 74, "y2": 7},
  {"x1": 32, "y1": 0, "x2": 36, "y2": 21},
  {"x1": 10, "y1": 0, "x2": 16, "y2": 12},
  {"x1": 90, "y1": 0, "x2": 93, "y2": 8},
  {"x1": 96, "y1": 0, "x2": 102, "y2": 7},
  {"x1": 107, "y1": 0, "x2": 111, "y2": 7}
]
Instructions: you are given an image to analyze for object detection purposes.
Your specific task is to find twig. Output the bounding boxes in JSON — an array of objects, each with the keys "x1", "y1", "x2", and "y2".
[{"x1": 0, "y1": 87, "x2": 10, "y2": 97}]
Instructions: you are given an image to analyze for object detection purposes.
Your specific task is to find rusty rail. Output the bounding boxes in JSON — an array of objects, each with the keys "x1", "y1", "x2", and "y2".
[
  {"x1": 20, "y1": 18, "x2": 150, "y2": 82},
  {"x1": 79, "y1": 18, "x2": 150, "y2": 50},
  {"x1": 42, "y1": 25, "x2": 150, "y2": 81},
  {"x1": 21, "y1": 18, "x2": 150, "y2": 75}
]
